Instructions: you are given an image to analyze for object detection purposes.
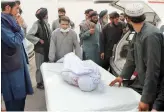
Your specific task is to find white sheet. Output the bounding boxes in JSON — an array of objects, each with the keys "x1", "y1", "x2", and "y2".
[
  {"x1": 41, "y1": 62, "x2": 141, "y2": 111},
  {"x1": 61, "y1": 53, "x2": 101, "y2": 92}
]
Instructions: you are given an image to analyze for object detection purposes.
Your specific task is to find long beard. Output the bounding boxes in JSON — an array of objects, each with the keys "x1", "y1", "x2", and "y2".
[
  {"x1": 43, "y1": 19, "x2": 48, "y2": 23},
  {"x1": 91, "y1": 20, "x2": 98, "y2": 24},
  {"x1": 127, "y1": 23, "x2": 134, "y2": 31},
  {"x1": 102, "y1": 19, "x2": 108, "y2": 25}
]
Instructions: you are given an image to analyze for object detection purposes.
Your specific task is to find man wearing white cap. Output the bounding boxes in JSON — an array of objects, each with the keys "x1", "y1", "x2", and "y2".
[
  {"x1": 1, "y1": 0, "x2": 33, "y2": 111},
  {"x1": 109, "y1": 3, "x2": 164, "y2": 111}
]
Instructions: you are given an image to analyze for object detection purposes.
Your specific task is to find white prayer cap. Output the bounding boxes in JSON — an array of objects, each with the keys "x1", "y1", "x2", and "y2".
[{"x1": 125, "y1": 3, "x2": 144, "y2": 17}]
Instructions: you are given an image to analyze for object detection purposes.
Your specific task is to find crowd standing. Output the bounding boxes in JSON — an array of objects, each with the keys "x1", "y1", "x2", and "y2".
[{"x1": 1, "y1": 0, "x2": 164, "y2": 111}]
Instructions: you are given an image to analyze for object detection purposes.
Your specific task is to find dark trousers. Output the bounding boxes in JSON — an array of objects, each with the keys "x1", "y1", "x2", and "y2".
[
  {"x1": 101, "y1": 56, "x2": 110, "y2": 71},
  {"x1": 153, "y1": 77, "x2": 164, "y2": 111},
  {"x1": 82, "y1": 51, "x2": 86, "y2": 60},
  {"x1": 101, "y1": 59, "x2": 110, "y2": 70},
  {"x1": 153, "y1": 100, "x2": 164, "y2": 111},
  {"x1": 5, "y1": 97, "x2": 26, "y2": 111}
]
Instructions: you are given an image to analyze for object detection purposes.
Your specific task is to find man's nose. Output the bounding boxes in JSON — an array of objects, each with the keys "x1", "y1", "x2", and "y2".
[{"x1": 63, "y1": 25, "x2": 67, "y2": 29}]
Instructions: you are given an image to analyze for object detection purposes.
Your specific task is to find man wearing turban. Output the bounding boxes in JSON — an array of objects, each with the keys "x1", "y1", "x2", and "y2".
[{"x1": 26, "y1": 8, "x2": 51, "y2": 89}]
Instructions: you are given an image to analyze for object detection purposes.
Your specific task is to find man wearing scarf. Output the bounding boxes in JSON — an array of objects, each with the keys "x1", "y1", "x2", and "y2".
[
  {"x1": 49, "y1": 16, "x2": 81, "y2": 62},
  {"x1": 100, "y1": 11, "x2": 123, "y2": 70},
  {"x1": 1, "y1": 0, "x2": 33, "y2": 111},
  {"x1": 26, "y1": 8, "x2": 51, "y2": 89},
  {"x1": 79, "y1": 11, "x2": 101, "y2": 65},
  {"x1": 52, "y1": 7, "x2": 75, "y2": 31}
]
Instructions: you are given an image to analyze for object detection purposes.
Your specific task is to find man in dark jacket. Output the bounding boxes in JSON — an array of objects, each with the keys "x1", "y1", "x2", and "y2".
[
  {"x1": 100, "y1": 11, "x2": 123, "y2": 70},
  {"x1": 109, "y1": 3, "x2": 164, "y2": 111},
  {"x1": 26, "y1": 8, "x2": 51, "y2": 89},
  {"x1": 1, "y1": 0, "x2": 33, "y2": 111},
  {"x1": 152, "y1": 76, "x2": 164, "y2": 111}
]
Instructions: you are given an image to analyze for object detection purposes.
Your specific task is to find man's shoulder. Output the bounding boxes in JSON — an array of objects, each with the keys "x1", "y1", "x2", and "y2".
[
  {"x1": 34, "y1": 20, "x2": 44, "y2": 26},
  {"x1": 79, "y1": 20, "x2": 86, "y2": 27},
  {"x1": 142, "y1": 22, "x2": 163, "y2": 42},
  {"x1": 80, "y1": 20, "x2": 90, "y2": 31},
  {"x1": 69, "y1": 29, "x2": 77, "y2": 35},
  {"x1": 52, "y1": 28, "x2": 60, "y2": 35},
  {"x1": 144, "y1": 22, "x2": 161, "y2": 36},
  {"x1": 52, "y1": 19, "x2": 59, "y2": 24},
  {"x1": 81, "y1": 20, "x2": 86, "y2": 23},
  {"x1": 103, "y1": 23, "x2": 111, "y2": 30}
]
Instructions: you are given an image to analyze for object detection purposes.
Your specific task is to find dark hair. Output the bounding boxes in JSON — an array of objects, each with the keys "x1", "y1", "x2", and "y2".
[
  {"x1": 127, "y1": 14, "x2": 146, "y2": 23},
  {"x1": 59, "y1": 16, "x2": 70, "y2": 23},
  {"x1": 58, "y1": 7, "x2": 66, "y2": 13},
  {"x1": 1, "y1": 2, "x2": 16, "y2": 11},
  {"x1": 120, "y1": 13, "x2": 125, "y2": 16},
  {"x1": 85, "y1": 9, "x2": 93, "y2": 14},
  {"x1": 15, "y1": 0, "x2": 20, "y2": 5},
  {"x1": 109, "y1": 11, "x2": 119, "y2": 19},
  {"x1": 19, "y1": 8, "x2": 23, "y2": 15}
]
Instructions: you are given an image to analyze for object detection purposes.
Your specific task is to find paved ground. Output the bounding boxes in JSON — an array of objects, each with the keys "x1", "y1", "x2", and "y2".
[{"x1": 2, "y1": 54, "x2": 47, "y2": 111}]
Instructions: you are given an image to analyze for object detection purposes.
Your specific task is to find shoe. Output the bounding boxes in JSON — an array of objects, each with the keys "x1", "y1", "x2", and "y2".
[{"x1": 37, "y1": 83, "x2": 44, "y2": 90}]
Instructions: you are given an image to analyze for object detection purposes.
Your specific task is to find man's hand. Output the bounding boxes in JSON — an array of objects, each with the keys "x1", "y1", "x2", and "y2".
[
  {"x1": 16, "y1": 14, "x2": 23, "y2": 26},
  {"x1": 39, "y1": 39, "x2": 44, "y2": 44},
  {"x1": 138, "y1": 101, "x2": 149, "y2": 111},
  {"x1": 101, "y1": 53, "x2": 105, "y2": 60},
  {"x1": 89, "y1": 29, "x2": 95, "y2": 35},
  {"x1": 109, "y1": 77, "x2": 123, "y2": 87}
]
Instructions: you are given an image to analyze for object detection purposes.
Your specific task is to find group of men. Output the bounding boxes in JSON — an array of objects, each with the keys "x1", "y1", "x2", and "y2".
[
  {"x1": 1, "y1": 0, "x2": 164, "y2": 111},
  {"x1": 26, "y1": 7, "x2": 125, "y2": 90},
  {"x1": 79, "y1": 9, "x2": 125, "y2": 69},
  {"x1": 26, "y1": 7, "x2": 81, "y2": 89}
]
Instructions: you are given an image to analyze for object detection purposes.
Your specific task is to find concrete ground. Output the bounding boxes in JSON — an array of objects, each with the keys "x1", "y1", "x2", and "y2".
[{"x1": 2, "y1": 54, "x2": 47, "y2": 111}]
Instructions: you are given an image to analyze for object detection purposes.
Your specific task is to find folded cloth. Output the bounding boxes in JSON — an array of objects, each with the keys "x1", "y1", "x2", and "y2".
[{"x1": 61, "y1": 52, "x2": 101, "y2": 92}]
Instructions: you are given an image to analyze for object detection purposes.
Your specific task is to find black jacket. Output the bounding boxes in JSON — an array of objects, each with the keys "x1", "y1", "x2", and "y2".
[
  {"x1": 100, "y1": 22, "x2": 123, "y2": 59},
  {"x1": 121, "y1": 22, "x2": 164, "y2": 105}
]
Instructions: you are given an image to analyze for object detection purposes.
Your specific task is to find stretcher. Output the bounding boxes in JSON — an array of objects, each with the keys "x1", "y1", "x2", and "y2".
[{"x1": 40, "y1": 61, "x2": 141, "y2": 111}]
